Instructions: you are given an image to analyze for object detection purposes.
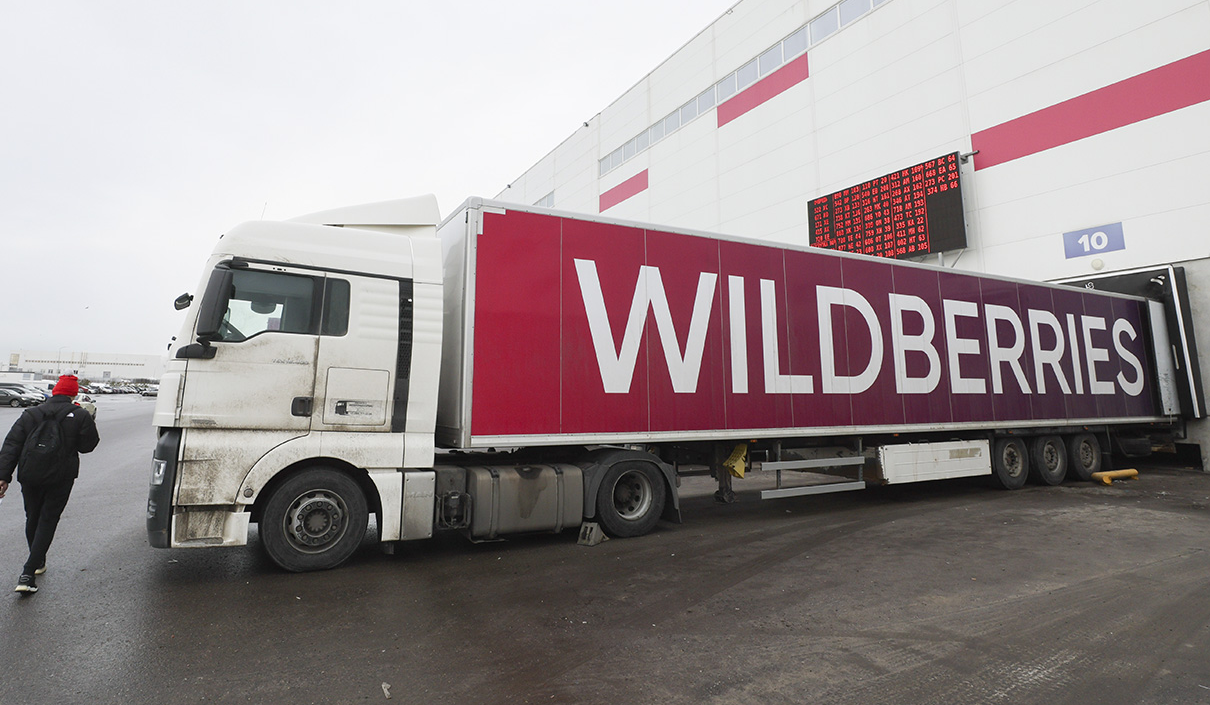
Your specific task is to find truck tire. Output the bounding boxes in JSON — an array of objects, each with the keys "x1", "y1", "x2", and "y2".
[
  {"x1": 595, "y1": 462, "x2": 666, "y2": 538},
  {"x1": 1029, "y1": 435, "x2": 1067, "y2": 486},
  {"x1": 1067, "y1": 433, "x2": 1102, "y2": 481},
  {"x1": 991, "y1": 438, "x2": 1028, "y2": 490},
  {"x1": 260, "y1": 468, "x2": 369, "y2": 572}
]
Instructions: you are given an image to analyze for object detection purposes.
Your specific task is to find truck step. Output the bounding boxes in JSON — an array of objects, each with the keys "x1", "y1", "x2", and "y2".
[
  {"x1": 760, "y1": 457, "x2": 866, "y2": 471},
  {"x1": 760, "y1": 480, "x2": 867, "y2": 500},
  {"x1": 757, "y1": 456, "x2": 867, "y2": 500}
]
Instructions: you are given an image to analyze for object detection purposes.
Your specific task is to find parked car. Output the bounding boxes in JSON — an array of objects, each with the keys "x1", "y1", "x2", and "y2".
[
  {"x1": 141, "y1": 386, "x2": 159, "y2": 397},
  {"x1": 0, "y1": 383, "x2": 44, "y2": 400},
  {"x1": 19, "y1": 385, "x2": 50, "y2": 400},
  {"x1": 74, "y1": 394, "x2": 97, "y2": 416},
  {"x1": 0, "y1": 388, "x2": 39, "y2": 408}
]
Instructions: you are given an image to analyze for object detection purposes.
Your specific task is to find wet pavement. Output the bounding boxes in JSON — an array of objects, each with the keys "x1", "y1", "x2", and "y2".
[{"x1": 2, "y1": 398, "x2": 1209, "y2": 704}]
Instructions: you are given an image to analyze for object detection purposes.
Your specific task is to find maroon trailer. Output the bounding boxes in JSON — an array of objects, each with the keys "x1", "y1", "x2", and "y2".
[{"x1": 438, "y1": 198, "x2": 1176, "y2": 497}]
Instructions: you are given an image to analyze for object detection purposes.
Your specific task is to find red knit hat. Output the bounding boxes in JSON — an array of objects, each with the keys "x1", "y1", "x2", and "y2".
[{"x1": 52, "y1": 375, "x2": 79, "y2": 397}]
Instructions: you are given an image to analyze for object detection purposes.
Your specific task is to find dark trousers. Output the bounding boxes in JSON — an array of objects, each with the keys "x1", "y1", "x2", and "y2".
[{"x1": 20, "y1": 478, "x2": 75, "y2": 576}]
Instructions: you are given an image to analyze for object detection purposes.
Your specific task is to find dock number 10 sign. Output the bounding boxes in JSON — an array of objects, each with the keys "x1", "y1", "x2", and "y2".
[{"x1": 1063, "y1": 222, "x2": 1126, "y2": 259}]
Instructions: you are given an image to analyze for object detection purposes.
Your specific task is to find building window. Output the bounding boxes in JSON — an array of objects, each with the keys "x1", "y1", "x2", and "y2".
[
  {"x1": 651, "y1": 120, "x2": 666, "y2": 143},
  {"x1": 663, "y1": 110, "x2": 680, "y2": 134},
  {"x1": 759, "y1": 44, "x2": 783, "y2": 75},
  {"x1": 717, "y1": 73, "x2": 737, "y2": 101},
  {"x1": 783, "y1": 27, "x2": 808, "y2": 59},
  {"x1": 680, "y1": 100, "x2": 698, "y2": 124},
  {"x1": 736, "y1": 58, "x2": 759, "y2": 91},
  {"x1": 810, "y1": 8, "x2": 839, "y2": 43},
  {"x1": 839, "y1": 0, "x2": 871, "y2": 26},
  {"x1": 534, "y1": 191, "x2": 555, "y2": 208}
]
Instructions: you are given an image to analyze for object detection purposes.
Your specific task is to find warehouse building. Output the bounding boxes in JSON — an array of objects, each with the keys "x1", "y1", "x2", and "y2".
[
  {"x1": 6, "y1": 350, "x2": 164, "y2": 384},
  {"x1": 499, "y1": 0, "x2": 1210, "y2": 462}
]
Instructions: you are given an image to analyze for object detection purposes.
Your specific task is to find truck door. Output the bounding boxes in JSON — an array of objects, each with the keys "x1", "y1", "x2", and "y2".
[
  {"x1": 311, "y1": 274, "x2": 402, "y2": 432},
  {"x1": 178, "y1": 262, "x2": 324, "y2": 431}
]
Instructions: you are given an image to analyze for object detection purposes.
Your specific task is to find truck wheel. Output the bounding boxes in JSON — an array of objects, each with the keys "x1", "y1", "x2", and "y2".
[
  {"x1": 1029, "y1": 435, "x2": 1067, "y2": 485},
  {"x1": 260, "y1": 468, "x2": 368, "y2": 572},
  {"x1": 595, "y1": 462, "x2": 666, "y2": 538},
  {"x1": 1067, "y1": 433, "x2": 1102, "y2": 481},
  {"x1": 991, "y1": 438, "x2": 1028, "y2": 490}
]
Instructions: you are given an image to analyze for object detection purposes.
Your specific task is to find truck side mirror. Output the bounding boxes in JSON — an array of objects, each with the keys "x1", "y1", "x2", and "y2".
[
  {"x1": 195, "y1": 268, "x2": 234, "y2": 339},
  {"x1": 250, "y1": 298, "x2": 277, "y2": 315},
  {"x1": 174, "y1": 292, "x2": 194, "y2": 311}
]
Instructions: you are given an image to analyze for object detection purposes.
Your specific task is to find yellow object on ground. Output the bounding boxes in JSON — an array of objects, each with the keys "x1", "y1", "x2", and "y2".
[
  {"x1": 1090, "y1": 468, "x2": 1139, "y2": 485},
  {"x1": 724, "y1": 444, "x2": 748, "y2": 479}
]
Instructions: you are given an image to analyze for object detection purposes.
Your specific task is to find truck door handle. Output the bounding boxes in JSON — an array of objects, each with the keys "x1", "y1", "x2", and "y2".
[{"x1": 291, "y1": 396, "x2": 313, "y2": 417}]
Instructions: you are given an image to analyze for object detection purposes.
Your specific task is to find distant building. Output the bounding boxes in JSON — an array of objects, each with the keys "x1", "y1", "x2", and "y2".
[{"x1": 6, "y1": 350, "x2": 165, "y2": 382}]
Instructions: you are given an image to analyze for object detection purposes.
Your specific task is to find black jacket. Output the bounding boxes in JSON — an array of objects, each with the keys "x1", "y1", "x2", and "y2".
[{"x1": 0, "y1": 395, "x2": 100, "y2": 483}]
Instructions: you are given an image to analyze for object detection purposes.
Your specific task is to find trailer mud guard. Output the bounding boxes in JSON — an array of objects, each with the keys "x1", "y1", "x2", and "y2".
[{"x1": 579, "y1": 448, "x2": 681, "y2": 524}]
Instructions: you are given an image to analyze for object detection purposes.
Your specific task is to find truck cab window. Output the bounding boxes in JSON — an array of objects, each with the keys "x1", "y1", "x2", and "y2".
[
  {"x1": 321, "y1": 278, "x2": 350, "y2": 336},
  {"x1": 213, "y1": 269, "x2": 318, "y2": 342}
]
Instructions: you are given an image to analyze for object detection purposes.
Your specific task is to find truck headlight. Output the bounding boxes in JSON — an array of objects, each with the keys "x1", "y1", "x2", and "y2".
[{"x1": 151, "y1": 459, "x2": 167, "y2": 486}]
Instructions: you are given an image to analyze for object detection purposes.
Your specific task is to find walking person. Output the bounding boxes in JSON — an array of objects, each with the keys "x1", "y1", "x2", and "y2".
[{"x1": 0, "y1": 375, "x2": 100, "y2": 594}]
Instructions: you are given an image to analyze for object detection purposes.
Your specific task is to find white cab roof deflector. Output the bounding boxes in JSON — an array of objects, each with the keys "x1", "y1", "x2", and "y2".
[{"x1": 290, "y1": 195, "x2": 441, "y2": 229}]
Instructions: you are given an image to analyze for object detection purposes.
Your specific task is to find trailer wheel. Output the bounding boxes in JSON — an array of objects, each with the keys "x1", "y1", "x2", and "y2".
[
  {"x1": 992, "y1": 438, "x2": 1029, "y2": 490},
  {"x1": 1029, "y1": 435, "x2": 1067, "y2": 486},
  {"x1": 260, "y1": 468, "x2": 368, "y2": 572},
  {"x1": 1067, "y1": 433, "x2": 1102, "y2": 481},
  {"x1": 595, "y1": 462, "x2": 666, "y2": 538}
]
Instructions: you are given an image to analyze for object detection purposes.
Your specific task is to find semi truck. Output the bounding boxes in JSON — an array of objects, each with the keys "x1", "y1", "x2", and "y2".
[{"x1": 148, "y1": 195, "x2": 1191, "y2": 571}]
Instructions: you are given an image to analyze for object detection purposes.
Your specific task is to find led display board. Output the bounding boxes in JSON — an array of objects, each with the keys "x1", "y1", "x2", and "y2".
[{"x1": 808, "y1": 152, "x2": 966, "y2": 259}]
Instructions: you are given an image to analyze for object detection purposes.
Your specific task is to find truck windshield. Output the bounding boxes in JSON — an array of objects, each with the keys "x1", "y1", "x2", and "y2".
[{"x1": 212, "y1": 269, "x2": 317, "y2": 342}]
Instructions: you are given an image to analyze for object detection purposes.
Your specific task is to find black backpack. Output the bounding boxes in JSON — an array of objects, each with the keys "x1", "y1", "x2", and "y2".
[{"x1": 18, "y1": 405, "x2": 74, "y2": 485}]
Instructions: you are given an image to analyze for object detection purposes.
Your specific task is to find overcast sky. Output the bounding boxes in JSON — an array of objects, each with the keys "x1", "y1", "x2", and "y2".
[{"x1": 0, "y1": 0, "x2": 736, "y2": 360}]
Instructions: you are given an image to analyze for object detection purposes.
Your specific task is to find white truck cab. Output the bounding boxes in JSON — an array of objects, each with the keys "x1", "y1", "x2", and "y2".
[{"x1": 149, "y1": 195, "x2": 448, "y2": 570}]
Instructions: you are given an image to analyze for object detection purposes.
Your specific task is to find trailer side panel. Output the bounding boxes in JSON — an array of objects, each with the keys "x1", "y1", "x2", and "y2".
[{"x1": 450, "y1": 205, "x2": 1161, "y2": 446}]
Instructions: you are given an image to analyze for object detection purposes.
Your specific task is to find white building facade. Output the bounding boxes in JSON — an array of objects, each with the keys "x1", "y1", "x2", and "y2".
[
  {"x1": 500, "y1": 0, "x2": 1210, "y2": 459},
  {"x1": 7, "y1": 350, "x2": 164, "y2": 383}
]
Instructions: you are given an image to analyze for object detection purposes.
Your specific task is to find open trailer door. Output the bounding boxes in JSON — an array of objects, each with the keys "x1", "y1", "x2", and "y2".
[{"x1": 1056, "y1": 265, "x2": 1205, "y2": 420}]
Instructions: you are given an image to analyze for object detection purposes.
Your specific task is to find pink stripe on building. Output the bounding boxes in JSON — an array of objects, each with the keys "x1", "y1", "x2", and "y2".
[
  {"x1": 972, "y1": 49, "x2": 1210, "y2": 171},
  {"x1": 599, "y1": 169, "x2": 649, "y2": 211},
  {"x1": 717, "y1": 53, "x2": 810, "y2": 128}
]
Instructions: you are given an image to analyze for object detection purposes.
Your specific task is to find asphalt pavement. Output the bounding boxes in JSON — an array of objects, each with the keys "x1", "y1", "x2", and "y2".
[{"x1": 1, "y1": 398, "x2": 1209, "y2": 704}]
